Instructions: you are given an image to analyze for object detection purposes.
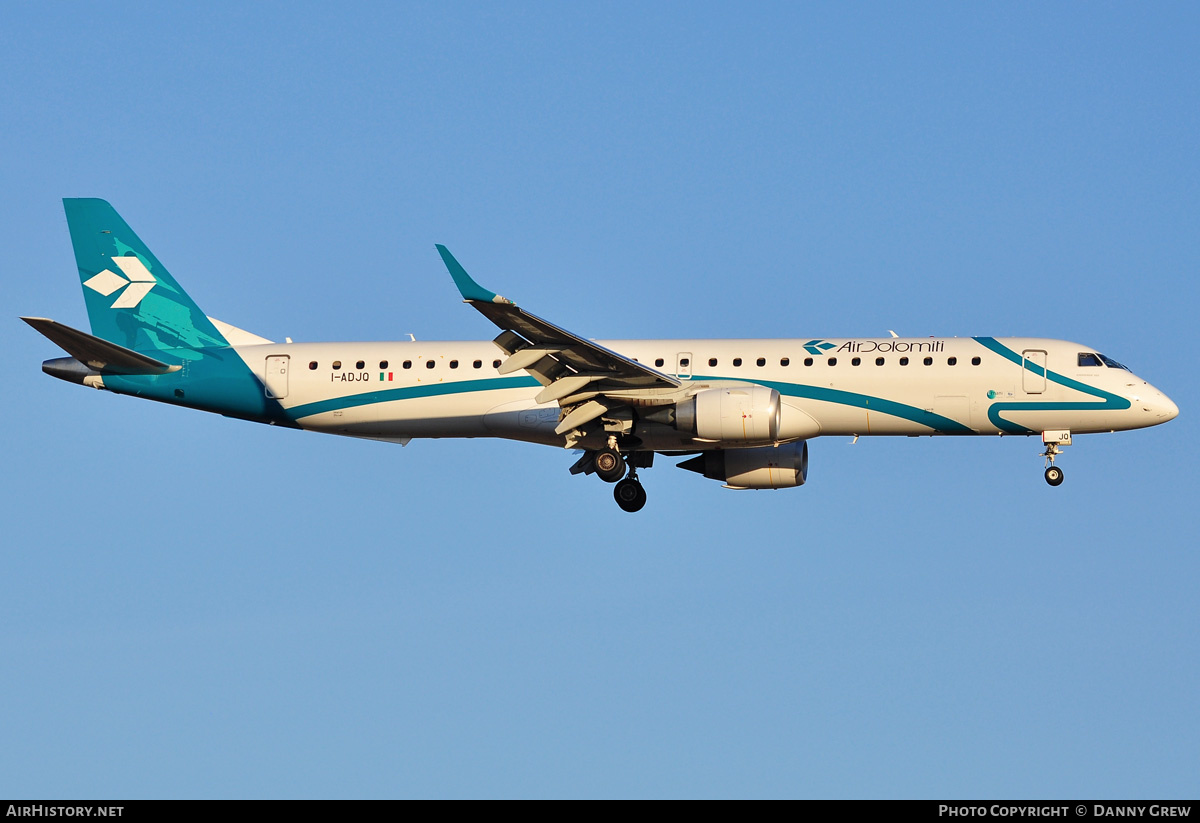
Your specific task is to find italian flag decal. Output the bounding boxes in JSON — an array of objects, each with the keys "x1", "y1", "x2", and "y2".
[{"x1": 380, "y1": 372, "x2": 393, "y2": 381}]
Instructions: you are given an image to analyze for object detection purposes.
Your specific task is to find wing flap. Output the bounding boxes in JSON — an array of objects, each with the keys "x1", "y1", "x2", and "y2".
[
  {"x1": 497, "y1": 345, "x2": 563, "y2": 375},
  {"x1": 554, "y1": 399, "x2": 613, "y2": 435},
  {"x1": 535, "y1": 374, "x2": 604, "y2": 405}
]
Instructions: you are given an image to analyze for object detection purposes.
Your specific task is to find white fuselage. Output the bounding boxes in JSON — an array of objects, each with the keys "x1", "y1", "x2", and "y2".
[{"x1": 240, "y1": 336, "x2": 1178, "y2": 450}]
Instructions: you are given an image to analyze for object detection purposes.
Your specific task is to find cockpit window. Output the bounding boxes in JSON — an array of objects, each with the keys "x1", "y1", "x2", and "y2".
[
  {"x1": 1097, "y1": 353, "x2": 1130, "y2": 370},
  {"x1": 1078, "y1": 353, "x2": 1102, "y2": 368}
]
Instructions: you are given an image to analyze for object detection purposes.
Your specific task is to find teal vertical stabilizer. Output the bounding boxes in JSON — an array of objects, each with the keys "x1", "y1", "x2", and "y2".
[
  {"x1": 59, "y1": 199, "x2": 292, "y2": 426},
  {"x1": 63, "y1": 198, "x2": 230, "y2": 354}
]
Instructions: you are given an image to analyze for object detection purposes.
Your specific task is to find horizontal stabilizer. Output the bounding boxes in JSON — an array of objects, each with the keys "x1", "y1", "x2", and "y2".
[{"x1": 21, "y1": 317, "x2": 180, "y2": 374}]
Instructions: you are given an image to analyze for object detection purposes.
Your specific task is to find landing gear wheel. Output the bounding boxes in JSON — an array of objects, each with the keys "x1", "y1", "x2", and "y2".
[
  {"x1": 594, "y1": 448, "x2": 625, "y2": 483},
  {"x1": 614, "y1": 478, "x2": 647, "y2": 512},
  {"x1": 1044, "y1": 466, "x2": 1064, "y2": 486}
]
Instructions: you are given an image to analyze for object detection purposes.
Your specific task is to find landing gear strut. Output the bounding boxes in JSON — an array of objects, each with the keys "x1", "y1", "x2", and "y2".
[{"x1": 1041, "y1": 430, "x2": 1070, "y2": 487}]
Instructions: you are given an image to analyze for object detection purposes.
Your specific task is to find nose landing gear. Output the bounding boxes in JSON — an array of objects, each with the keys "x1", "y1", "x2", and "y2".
[{"x1": 1041, "y1": 430, "x2": 1071, "y2": 487}]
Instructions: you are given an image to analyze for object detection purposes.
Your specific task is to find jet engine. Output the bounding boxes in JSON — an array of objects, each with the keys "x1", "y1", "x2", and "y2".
[
  {"x1": 677, "y1": 441, "x2": 809, "y2": 489},
  {"x1": 675, "y1": 386, "x2": 780, "y2": 442}
]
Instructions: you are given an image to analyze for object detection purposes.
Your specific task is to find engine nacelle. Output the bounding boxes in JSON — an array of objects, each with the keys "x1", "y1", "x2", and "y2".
[
  {"x1": 677, "y1": 441, "x2": 809, "y2": 489},
  {"x1": 675, "y1": 386, "x2": 780, "y2": 443}
]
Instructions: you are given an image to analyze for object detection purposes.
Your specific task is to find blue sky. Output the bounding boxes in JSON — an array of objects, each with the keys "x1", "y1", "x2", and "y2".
[{"x1": 2, "y1": 2, "x2": 1197, "y2": 798}]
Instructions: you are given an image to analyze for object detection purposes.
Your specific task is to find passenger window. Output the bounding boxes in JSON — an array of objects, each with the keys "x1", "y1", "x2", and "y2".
[
  {"x1": 655, "y1": 358, "x2": 664, "y2": 367},
  {"x1": 804, "y1": 357, "x2": 813, "y2": 366},
  {"x1": 1078, "y1": 353, "x2": 1102, "y2": 367},
  {"x1": 899, "y1": 357, "x2": 909, "y2": 366},
  {"x1": 709, "y1": 358, "x2": 717, "y2": 367},
  {"x1": 426, "y1": 360, "x2": 435, "y2": 369},
  {"x1": 733, "y1": 358, "x2": 742, "y2": 367},
  {"x1": 756, "y1": 357, "x2": 765, "y2": 367},
  {"x1": 332, "y1": 361, "x2": 342, "y2": 370},
  {"x1": 851, "y1": 357, "x2": 861, "y2": 366},
  {"x1": 473, "y1": 360, "x2": 482, "y2": 369},
  {"x1": 403, "y1": 360, "x2": 412, "y2": 369},
  {"x1": 680, "y1": 358, "x2": 690, "y2": 367},
  {"x1": 379, "y1": 360, "x2": 388, "y2": 369},
  {"x1": 493, "y1": 359, "x2": 501, "y2": 369},
  {"x1": 309, "y1": 361, "x2": 318, "y2": 370},
  {"x1": 948, "y1": 357, "x2": 957, "y2": 366},
  {"x1": 356, "y1": 360, "x2": 365, "y2": 370},
  {"x1": 828, "y1": 357, "x2": 837, "y2": 366},
  {"x1": 875, "y1": 357, "x2": 884, "y2": 366},
  {"x1": 923, "y1": 357, "x2": 932, "y2": 366},
  {"x1": 971, "y1": 357, "x2": 981, "y2": 366},
  {"x1": 780, "y1": 357, "x2": 789, "y2": 367}
]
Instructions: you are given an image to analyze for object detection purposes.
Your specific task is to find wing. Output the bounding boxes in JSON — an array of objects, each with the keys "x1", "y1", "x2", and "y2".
[{"x1": 436, "y1": 245, "x2": 682, "y2": 438}]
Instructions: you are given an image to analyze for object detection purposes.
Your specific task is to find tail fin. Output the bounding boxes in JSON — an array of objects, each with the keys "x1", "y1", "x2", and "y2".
[{"x1": 63, "y1": 198, "x2": 229, "y2": 353}]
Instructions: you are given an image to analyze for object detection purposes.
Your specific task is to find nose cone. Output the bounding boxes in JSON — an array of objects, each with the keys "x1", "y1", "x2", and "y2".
[
  {"x1": 1160, "y1": 393, "x2": 1179, "y2": 421},
  {"x1": 1143, "y1": 386, "x2": 1179, "y2": 422}
]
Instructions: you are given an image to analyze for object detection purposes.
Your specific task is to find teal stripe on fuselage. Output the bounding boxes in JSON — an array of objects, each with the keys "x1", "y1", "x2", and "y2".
[
  {"x1": 287, "y1": 375, "x2": 541, "y2": 419},
  {"x1": 285, "y1": 372, "x2": 973, "y2": 434},
  {"x1": 749, "y1": 378, "x2": 974, "y2": 434},
  {"x1": 973, "y1": 337, "x2": 1131, "y2": 434}
]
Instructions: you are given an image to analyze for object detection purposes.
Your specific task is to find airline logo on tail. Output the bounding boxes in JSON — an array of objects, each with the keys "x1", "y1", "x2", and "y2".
[{"x1": 83, "y1": 255, "x2": 157, "y2": 309}]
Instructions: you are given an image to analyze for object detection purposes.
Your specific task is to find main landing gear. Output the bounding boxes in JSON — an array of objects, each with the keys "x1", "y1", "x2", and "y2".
[
  {"x1": 570, "y1": 441, "x2": 650, "y2": 512},
  {"x1": 594, "y1": 446, "x2": 625, "y2": 483},
  {"x1": 614, "y1": 474, "x2": 647, "y2": 512},
  {"x1": 1041, "y1": 430, "x2": 1071, "y2": 487}
]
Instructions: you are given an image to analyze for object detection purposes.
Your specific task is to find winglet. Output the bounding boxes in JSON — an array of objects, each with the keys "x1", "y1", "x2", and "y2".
[{"x1": 436, "y1": 245, "x2": 513, "y2": 305}]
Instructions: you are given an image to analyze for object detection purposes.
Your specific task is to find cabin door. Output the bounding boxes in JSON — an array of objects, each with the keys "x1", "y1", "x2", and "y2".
[
  {"x1": 264, "y1": 355, "x2": 290, "y2": 399},
  {"x1": 1022, "y1": 349, "x2": 1047, "y2": 394}
]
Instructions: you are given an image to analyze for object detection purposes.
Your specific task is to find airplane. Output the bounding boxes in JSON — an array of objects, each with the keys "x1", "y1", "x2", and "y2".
[{"x1": 24, "y1": 199, "x2": 1179, "y2": 512}]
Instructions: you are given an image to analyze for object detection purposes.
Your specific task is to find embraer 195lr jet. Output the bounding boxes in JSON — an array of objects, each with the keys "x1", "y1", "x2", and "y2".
[{"x1": 25, "y1": 199, "x2": 1178, "y2": 511}]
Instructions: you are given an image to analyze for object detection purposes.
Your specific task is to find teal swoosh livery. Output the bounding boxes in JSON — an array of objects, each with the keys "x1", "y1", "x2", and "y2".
[
  {"x1": 762, "y1": 380, "x2": 973, "y2": 434},
  {"x1": 974, "y1": 337, "x2": 1132, "y2": 434},
  {"x1": 287, "y1": 376, "x2": 541, "y2": 419},
  {"x1": 287, "y1": 373, "x2": 973, "y2": 434}
]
